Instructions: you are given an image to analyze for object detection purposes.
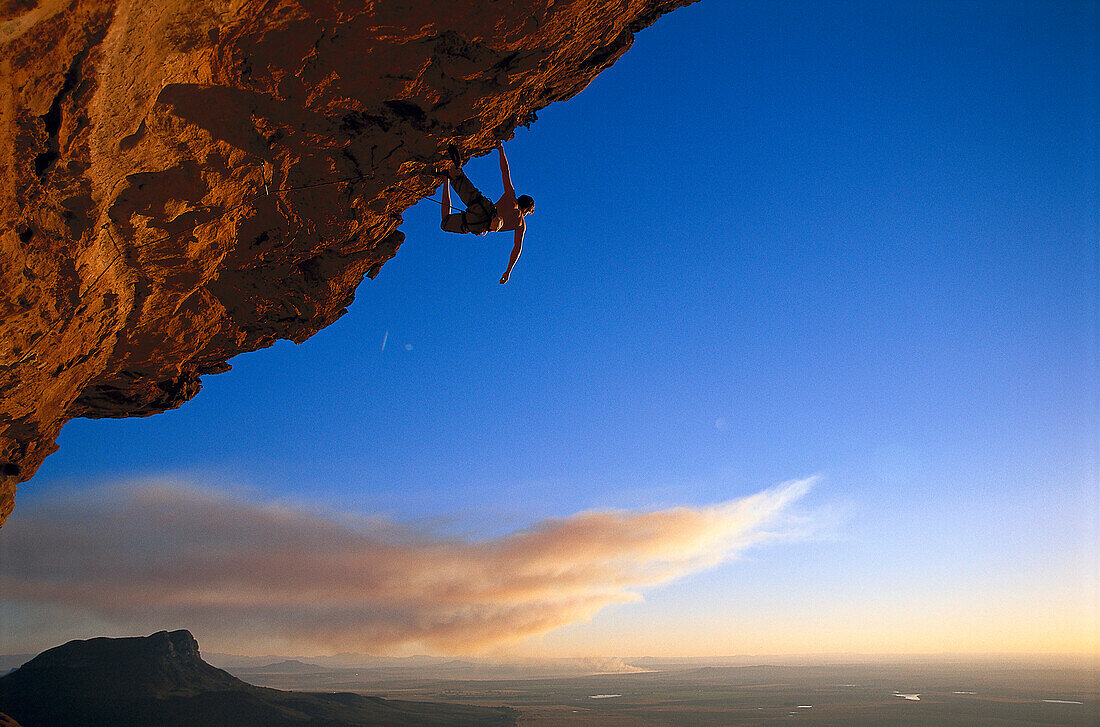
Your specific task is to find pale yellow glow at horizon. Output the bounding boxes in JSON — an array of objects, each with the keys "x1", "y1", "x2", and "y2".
[{"x1": 527, "y1": 575, "x2": 1099, "y2": 659}]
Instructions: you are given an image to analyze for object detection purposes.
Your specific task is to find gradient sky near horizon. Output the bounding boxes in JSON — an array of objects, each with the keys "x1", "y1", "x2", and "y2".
[{"x1": 2, "y1": 0, "x2": 1097, "y2": 658}]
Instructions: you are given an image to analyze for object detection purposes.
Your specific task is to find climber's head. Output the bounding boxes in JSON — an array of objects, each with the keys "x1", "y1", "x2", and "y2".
[{"x1": 517, "y1": 195, "x2": 534, "y2": 215}]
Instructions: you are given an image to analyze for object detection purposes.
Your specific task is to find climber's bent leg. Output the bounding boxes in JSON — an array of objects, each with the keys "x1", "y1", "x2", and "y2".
[{"x1": 448, "y1": 170, "x2": 485, "y2": 209}]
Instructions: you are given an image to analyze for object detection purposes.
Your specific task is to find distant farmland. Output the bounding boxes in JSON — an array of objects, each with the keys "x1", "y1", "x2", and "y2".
[{"x1": 231, "y1": 657, "x2": 1099, "y2": 726}]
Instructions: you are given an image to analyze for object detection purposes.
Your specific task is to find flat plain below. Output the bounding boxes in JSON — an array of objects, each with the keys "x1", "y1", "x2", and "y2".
[{"x1": 230, "y1": 658, "x2": 1098, "y2": 727}]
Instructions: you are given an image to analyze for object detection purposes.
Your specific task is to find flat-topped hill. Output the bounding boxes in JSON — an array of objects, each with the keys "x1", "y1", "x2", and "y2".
[{"x1": 0, "y1": 630, "x2": 515, "y2": 727}]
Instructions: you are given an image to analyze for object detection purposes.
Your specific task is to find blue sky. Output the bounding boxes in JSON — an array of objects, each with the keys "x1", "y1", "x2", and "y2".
[{"x1": 7, "y1": 0, "x2": 1097, "y2": 656}]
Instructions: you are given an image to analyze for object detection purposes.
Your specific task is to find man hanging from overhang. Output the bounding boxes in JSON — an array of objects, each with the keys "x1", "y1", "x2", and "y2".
[{"x1": 439, "y1": 141, "x2": 534, "y2": 284}]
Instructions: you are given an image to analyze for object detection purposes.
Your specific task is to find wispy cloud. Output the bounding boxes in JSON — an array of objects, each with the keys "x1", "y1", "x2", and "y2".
[{"x1": 0, "y1": 477, "x2": 816, "y2": 655}]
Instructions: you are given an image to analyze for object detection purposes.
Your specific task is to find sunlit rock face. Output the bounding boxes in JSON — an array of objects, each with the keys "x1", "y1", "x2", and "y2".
[{"x1": 0, "y1": 0, "x2": 694, "y2": 523}]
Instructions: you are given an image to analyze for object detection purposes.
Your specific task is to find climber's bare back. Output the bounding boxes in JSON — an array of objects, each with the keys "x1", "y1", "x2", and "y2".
[{"x1": 493, "y1": 191, "x2": 526, "y2": 233}]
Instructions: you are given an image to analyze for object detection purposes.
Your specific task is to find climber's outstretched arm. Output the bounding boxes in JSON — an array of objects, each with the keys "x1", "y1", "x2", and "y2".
[
  {"x1": 500, "y1": 226, "x2": 524, "y2": 284},
  {"x1": 497, "y1": 142, "x2": 516, "y2": 198}
]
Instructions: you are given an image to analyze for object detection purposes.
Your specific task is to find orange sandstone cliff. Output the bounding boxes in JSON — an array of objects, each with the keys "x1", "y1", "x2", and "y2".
[{"x1": 0, "y1": 0, "x2": 694, "y2": 524}]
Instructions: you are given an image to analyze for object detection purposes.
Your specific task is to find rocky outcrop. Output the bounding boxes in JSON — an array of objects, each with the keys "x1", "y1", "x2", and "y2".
[
  {"x1": 1, "y1": 630, "x2": 238, "y2": 700},
  {"x1": 0, "y1": 0, "x2": 694, "y2": 524},
  {"x1": 0, "y1": 630, "x2": 516, "y2": 726}
]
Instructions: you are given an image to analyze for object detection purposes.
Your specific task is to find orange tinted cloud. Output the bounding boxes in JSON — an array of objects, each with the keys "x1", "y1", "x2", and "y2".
[{"x1": 0, "y1": 478, "x2": 814, "y2": 655}]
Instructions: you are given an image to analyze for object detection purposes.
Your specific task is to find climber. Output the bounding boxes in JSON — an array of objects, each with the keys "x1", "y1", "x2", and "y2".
[{"x1": 440, "y1": 141, "x2": 534, "y2": 284}]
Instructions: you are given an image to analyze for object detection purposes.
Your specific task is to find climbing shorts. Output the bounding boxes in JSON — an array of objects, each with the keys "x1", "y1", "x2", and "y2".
[{"x1": 441, "y1": 171, "x2": 497, "y2": 235}]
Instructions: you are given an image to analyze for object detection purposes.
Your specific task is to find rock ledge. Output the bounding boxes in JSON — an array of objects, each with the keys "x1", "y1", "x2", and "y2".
[{"x1": 0, "y1": 0, "x2": 694, "y2": 524}]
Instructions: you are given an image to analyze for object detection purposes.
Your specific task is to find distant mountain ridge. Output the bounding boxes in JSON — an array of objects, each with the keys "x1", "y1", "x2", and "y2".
[
  {"x1": 0, "y1": 657, "x2": 31, "y2": 676},
  {"x1": 209, "y1": 650, "x2": 652, "y2": 677},
  {"x1": 0, "y1": 630, "x2": 515, "y2": 727},
  {"x1": 249, "y1": 659, "x2": 327, "y2": 673}
]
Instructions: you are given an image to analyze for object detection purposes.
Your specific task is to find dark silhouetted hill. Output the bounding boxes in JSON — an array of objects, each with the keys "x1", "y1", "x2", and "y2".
[{"x1": 0, "y1": 631, "x2": 515, "y2": 727}]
